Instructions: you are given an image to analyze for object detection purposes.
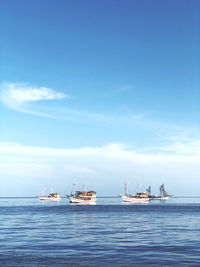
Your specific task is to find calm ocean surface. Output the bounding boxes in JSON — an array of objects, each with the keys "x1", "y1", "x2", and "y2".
[{"x1": 0, "y1": 197, "x2": 200, "y2": 266}]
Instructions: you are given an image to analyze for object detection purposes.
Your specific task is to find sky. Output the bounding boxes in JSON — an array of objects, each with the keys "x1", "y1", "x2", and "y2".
[{"x1": 0, "y1": 0, "x2": 200, "y2": 196}]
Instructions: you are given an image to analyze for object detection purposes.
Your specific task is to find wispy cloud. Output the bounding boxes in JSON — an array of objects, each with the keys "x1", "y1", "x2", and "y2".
[
  {"x1": 157, "y1": 140, "x2": 200, "y2": 155},
  {"x1": 0, "y1": 82, "x2": 68, "y2": 117},
  {"x1": 0, "y1": 82, "x2": 141, "y2": 122},
  {"x1": 137, "y1": 136, "x2": 200, "y2": 155}
]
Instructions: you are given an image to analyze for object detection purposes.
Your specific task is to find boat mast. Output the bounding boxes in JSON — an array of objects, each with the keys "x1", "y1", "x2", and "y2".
[
  {"x1": 125, "y1": 180, "x2": 128, "y2": 196},
  {"x1": 137, "y1": 184, "x2": 140, "y2": 193},
  {"x1": 159, "y1": 184, "x2": 163, "y2": 196},
  {"x1": 41, "y1": 186, "x2": 45, "y2": 196},
  {"x1": 73, "y1": 183, "x2": 76, "y2": 194},
  {"x1": 146, "y1": 185, "x2": 151, "y2": 195},
  {"x1": 160, "y1": 184, "x2": 169, "y2": 196}
]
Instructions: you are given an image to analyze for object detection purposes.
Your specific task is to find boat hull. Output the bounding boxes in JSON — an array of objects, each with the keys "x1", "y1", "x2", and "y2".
[
  {"x1": 68, "y1": 196, "x2": 96, "y2": 204},
  {"x1": 149, "y1": 196, "x2": 169, "y2": 200},
  {"x1": 121, "y1": 195, "x2": 149, "y2": 203},
  {"x1": 39, "y1": 196, "x2": 61, "y2": 201}
]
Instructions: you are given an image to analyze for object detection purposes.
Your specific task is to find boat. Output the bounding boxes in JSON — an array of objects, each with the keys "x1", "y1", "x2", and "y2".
[
  {"x1": 146, "y1": 184, "x2": 171, "y2": 200},
  {"x1": 39, "y1": 193, "x2": 61, "y2": 201},
  {"x1": 38, "y1": 188, "x2": 61, "y2": 201},
  {"x1": 120, "y1": 182, "x2": 149, "y2": 202},
  {"x1": 66, "y1": 183, "x2": 96, "y2": 204}
]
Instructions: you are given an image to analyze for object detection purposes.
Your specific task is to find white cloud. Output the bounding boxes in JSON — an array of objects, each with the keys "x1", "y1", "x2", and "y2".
[
  {"x1": 0, "y1": 141, "x2": 199, "y2": 196},
  {"x1": 0, "y1": 82, "x2": 68, "y2": 116}
]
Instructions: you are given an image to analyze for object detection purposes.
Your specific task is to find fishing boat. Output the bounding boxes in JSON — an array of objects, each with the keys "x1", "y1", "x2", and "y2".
[
  {"x1": 120, "y1": 182, "x2": 149, "y2": 202},
  {"x1": 146, "y1": 184, "x2": 171, "y2": 200},
  {"x1": 66, "y1": 183, "x2": 96, "y2": 204},
  {"x1": 38, "y1": 188, "x2": 61, "y2": 201}
]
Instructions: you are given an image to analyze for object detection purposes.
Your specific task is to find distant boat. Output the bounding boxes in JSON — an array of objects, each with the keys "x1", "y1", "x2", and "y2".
[
  {"x1": 66, "y1": 183, "x2": 96, "y2": 204},
  {"x1": 38, "y1": 188, "x2": 61, "y2": 201},
  {"x1": 120, "y1": 182, "x2": 149, "y2": 202},
  {"x1": 146, "y1": 184, "x2": 171, "y2": 200}
]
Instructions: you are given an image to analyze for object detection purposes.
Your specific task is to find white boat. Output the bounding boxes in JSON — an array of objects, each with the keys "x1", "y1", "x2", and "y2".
[
  {"x1": 38, "y1": 188, "x2": 61, "y2": 201},
  {"x1": 120, "y1": 182, "x2": 149, "y2": 203},
  {"x1": 39, "y1": 193, "x2": 61, "y2": 201},
  {"x1": 67, "y1": 194, "x2": 96, "y2": 204},
  {"x1": 67, "y1": 183, "x2": 96, "y2": 204},
  {"x1": 120, "y1": 193, "x2": 149, "y2": 202}
]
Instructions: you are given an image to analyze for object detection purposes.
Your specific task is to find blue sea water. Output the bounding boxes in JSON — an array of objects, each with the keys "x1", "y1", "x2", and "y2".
[{"x1": 0, "y1": 197, "x2": 200, "y2": 266}]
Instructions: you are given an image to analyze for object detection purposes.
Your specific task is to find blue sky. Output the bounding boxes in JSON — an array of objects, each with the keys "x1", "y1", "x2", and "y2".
[{"x1": 0, "y1": 0, "x2": 200, "y2": 196}]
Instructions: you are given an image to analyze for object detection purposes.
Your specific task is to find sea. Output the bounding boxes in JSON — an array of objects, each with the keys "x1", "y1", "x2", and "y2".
[{"x1": 0, "y1": 197, "x2": 200, "y2": 266}]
